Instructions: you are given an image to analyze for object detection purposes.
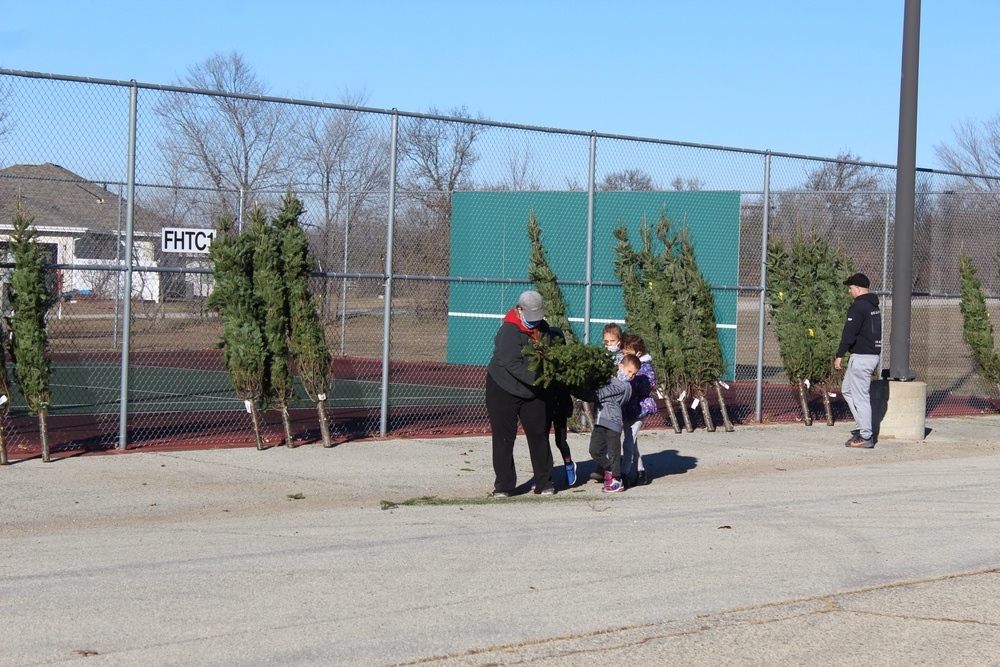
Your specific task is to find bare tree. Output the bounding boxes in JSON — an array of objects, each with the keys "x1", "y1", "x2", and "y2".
[
  {"x1": 771, "y1": 152, "x2": 885, "y2": 252},
  {"x1": 935, "y1": 114, "x2": 1000, "y2": 191},
  {"x1": 400, "y1": 105, "x2": 485, "y2": 193},
  {"x1": 153, "y1": 52, "x2": 291, "y2": 217},
  {"x1": 295, "y1": 90, "x2": 390, "y2": 258},
  {"x1": 598, "y1": 169, "x2": 655, "y2": 191},
  {"x1": 396, "y1": 106, "x2": 487, "y2": 279},
  {"x1": 671, "y1": 176, "x2": 704, "y2": 191},
  {"x1": 0, "y1": 75, "x2": 11, "y2": 142}
]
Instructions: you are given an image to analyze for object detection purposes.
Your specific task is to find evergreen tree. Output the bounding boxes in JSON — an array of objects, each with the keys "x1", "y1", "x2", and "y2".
[
  {"x1": 959, "y1": 252, "x2": 1000, "y2": 394},
  {"x1": 665, "y1": 222, "x2": 733, "y2": 432},
  {"x1": 522, "y1": 335, "x2": 616, "y2": 397},
  {"x1": 6, "y1": 196, "x2": 56, "y2": 461},
  {"x1": 525, "y1": 207, "x2": 595, "y2": 429},
  {"x1": 613, "y1": 215, "x2": 681, "y2": 432},
  {"x1": 207, "y1": 209, "x2": 268, "y2": 449},
  {"x1": 280, "y1": 192, "x2": 335, "y2": 447},
  {"x1": 0, "y1": 294, "x2": 10, "y2": 465},
  {"x1": 249, "y1": 204, "x2": 295, "y2": 446},
  {"x1": 527, "y1": 208, "x2": 577, "y2": 343},
  {"x1": 767, "y1": 227, "x2": 854, "y2": 425},
  {"x1": 614, "y1": 213, "x2": 733, "y2": 432}
]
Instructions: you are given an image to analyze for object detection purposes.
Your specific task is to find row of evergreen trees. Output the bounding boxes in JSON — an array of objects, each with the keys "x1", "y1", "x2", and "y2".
[
  {"x1": 0, "y1": 191, "x2": 335, "y2": 464},
  {"x1": 613, "y1": 214, "x2": 733, "y2": 432},
  {"x1": 207, "y1": 192, "x2": 334, "y2": 449},
  {"x1": 522, "y1": 209, "x2": 734, "y2": 432}
]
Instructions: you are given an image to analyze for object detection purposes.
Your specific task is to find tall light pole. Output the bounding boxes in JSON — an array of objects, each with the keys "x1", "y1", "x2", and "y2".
[{"x1": 890, "y1": 0, "x2": 920, "y2": 381}]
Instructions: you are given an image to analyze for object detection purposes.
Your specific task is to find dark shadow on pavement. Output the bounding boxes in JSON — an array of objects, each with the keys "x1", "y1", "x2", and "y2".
[{"x1": 642, "y1": 449, "x2": 699, "y2": 483}]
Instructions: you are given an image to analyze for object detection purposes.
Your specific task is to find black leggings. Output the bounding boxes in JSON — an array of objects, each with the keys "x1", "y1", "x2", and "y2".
[{"x1": 486, "y1": 374, "x2": 553, "y2": 493}]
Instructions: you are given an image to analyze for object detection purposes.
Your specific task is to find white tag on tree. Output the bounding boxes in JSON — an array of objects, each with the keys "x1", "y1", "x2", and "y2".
[
  {"x1": 244, "y1": 400, "x2": 253, "y2": 413},
  {"x1": 678, "y1": 390, "x2": 687, "y2": 402},
  {"x1": 0, "y1": 395, "x2": 7, "y2": 406},
  {"x1": 318, "y1": 393, "x2": 327, "y2": 401},
  {"x1": 717, "y1": 380, "x2": 730, "y2": 389},
  {"x1": 829, "y1": 392, "x2": 838, "y2": 397},
  {"x1": 691, "y1": 398, "x2": 700, "y2": 410},
  {"x1": 804, "y1": 379, "x2": 811, "y2": 388}
]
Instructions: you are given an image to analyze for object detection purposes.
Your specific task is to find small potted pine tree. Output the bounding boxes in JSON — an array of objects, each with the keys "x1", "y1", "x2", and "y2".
[
  {"x1": 6, "y1": 197, "x2": 56, "y2": 461},
  {"x1": 0, "y1": 307, "x2": 10, "y2": 465},
  {"x1": 767, "y1": 227, "x2": 854, "y2": 425},
  {"x1": 207, "y1": 209, "x2": 268, "y2": 450},
  {"x1": 249, "y1": 205, "x2": 295, "y2": 446},
  {"x1": 279, "y1": 192, "x2": 335, "y2": 447},
  {"x1": 959, "y1": 252, "x2": 1000, "y2": 394}
]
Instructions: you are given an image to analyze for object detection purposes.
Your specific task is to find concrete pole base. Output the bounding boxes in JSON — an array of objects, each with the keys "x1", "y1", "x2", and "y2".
[{"x1": 870, "y1": 380, "x2": 927, "y2": 441}]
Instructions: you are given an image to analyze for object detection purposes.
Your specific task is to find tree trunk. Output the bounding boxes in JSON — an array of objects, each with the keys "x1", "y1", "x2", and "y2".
[
  {"x1": 249, "y1": 403, "x2": 264, "y2": 450},
  {"x1": 280, "y1": 404, "x2": 295, "y2": 447},
  {"x1": 40, "y1": 409, "x2": 50, "y2": 462},
  {"x1": 698, "y1": 388, "x2": 715, "y2": 432},
  {"x1": 662, "y1": 394, "x2": 682, "y2": 434},
  {"x1": 583, "y1": 401, "x2": 597, "y2": 432},
  {"x1": 679, "y1": 393, "x2": 694, "y2": 433},
  {"x1": 797, "y1": 382, "x2": 813, "y2": 426},
  {"x1": 821, "y1": 389, "x2": 834, "y2": 426},
  {"x1": 0, "y1": 418, "x2": 7, "y2": 465},
  {"x1": 317, "y1": 398, "x2": 332, "y2": 447},
  {"x1": 715, "y1": 383, "x2": 734, "y2": 432}
]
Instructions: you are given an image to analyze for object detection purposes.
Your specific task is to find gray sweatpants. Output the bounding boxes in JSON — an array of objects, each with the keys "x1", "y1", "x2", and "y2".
[{"x1": 842, "y1": 354, "x2": 879, "y2": 440}]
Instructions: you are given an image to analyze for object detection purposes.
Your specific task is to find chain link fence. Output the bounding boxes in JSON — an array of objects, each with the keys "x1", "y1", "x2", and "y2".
[{"x1": 1, "y1": 69, "x2": 999, "y2": 455}]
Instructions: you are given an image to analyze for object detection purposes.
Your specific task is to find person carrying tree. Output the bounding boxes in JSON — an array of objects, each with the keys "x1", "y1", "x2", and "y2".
[
  {"x1": 485, "y1": 290, "x2": 556, "y2": 497},
  {"x1": 834, "y1": 273, "x2": 882, "y2": 449}
]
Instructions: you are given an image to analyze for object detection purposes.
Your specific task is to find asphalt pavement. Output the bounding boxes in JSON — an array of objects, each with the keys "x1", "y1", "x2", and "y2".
[{"x1": 2, "y1": 416, "x2": 999, "y2": 666}]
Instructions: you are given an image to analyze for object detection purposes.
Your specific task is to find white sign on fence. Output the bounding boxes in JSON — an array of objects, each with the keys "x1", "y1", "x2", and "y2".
[{"x1": 161, "y1": 228, "x2": 216, "y2": 254}]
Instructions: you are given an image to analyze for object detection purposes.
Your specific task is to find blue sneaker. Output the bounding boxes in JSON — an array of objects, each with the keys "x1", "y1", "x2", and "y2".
[{"x1": 565, "y1": 461, "x2": 577, "y2": 486}]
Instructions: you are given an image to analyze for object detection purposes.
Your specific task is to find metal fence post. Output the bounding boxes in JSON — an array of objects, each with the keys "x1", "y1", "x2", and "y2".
[
  {"x1": 584, "y1": 133, "x2": 596, "y2": 343},
  {"x1": 340, "y1": 193, "x2": 350, "y2": 356},
  {"x1": 379, "y1": 112, "x2": 399, "y2": 436},
  {"x1": 755, "y1": 151, "x2": 772, "y2": 423},
  {"x1": 117, "y1": 82, "x2": 138, "y2": 450},
  {"x1": 880, "y1": 192, "x2": 892, "y2": 375}
]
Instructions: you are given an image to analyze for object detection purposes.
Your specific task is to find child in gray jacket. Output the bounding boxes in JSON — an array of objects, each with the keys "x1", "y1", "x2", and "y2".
[{"x1": 588, "y1": 354, "x2": 639, "y2": 493}]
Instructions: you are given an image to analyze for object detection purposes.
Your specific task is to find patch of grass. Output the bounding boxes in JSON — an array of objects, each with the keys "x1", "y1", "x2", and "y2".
[
  {"x1": 379, "y1": 492, "x2": 607, "y2": 510},
  {"x1": 287, "y1": 493, "x2": 305, "y2": 500}
]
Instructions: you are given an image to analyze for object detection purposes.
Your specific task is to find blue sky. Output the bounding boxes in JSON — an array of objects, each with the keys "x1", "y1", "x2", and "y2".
[{"x1": 3, "y1": 0, "x2": 999, "y2": 169}]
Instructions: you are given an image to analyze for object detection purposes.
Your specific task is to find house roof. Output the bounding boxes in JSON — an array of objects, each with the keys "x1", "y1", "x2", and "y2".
[{"x1": 0, "y1": 163, "x2": 167, "y2": 234}]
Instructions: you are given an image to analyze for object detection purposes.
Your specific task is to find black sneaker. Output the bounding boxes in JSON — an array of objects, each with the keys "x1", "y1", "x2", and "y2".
[
  {"x1": 636, "y1": 470, "x2": 647, "y2": 486},
  {"x1": 492, "y1": 490, "x2": 510, "y2": 498}
]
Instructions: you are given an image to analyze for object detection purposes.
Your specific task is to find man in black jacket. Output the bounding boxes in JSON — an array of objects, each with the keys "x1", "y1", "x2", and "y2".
[{"x1": 834, "y1": 273, "x2": 882, "y2": 449}]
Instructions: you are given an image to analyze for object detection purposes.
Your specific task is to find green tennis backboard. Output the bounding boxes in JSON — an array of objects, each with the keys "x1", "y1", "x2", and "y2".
[{"x1": 448, "y1": 191, "x2": 740, "y2": 379}]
